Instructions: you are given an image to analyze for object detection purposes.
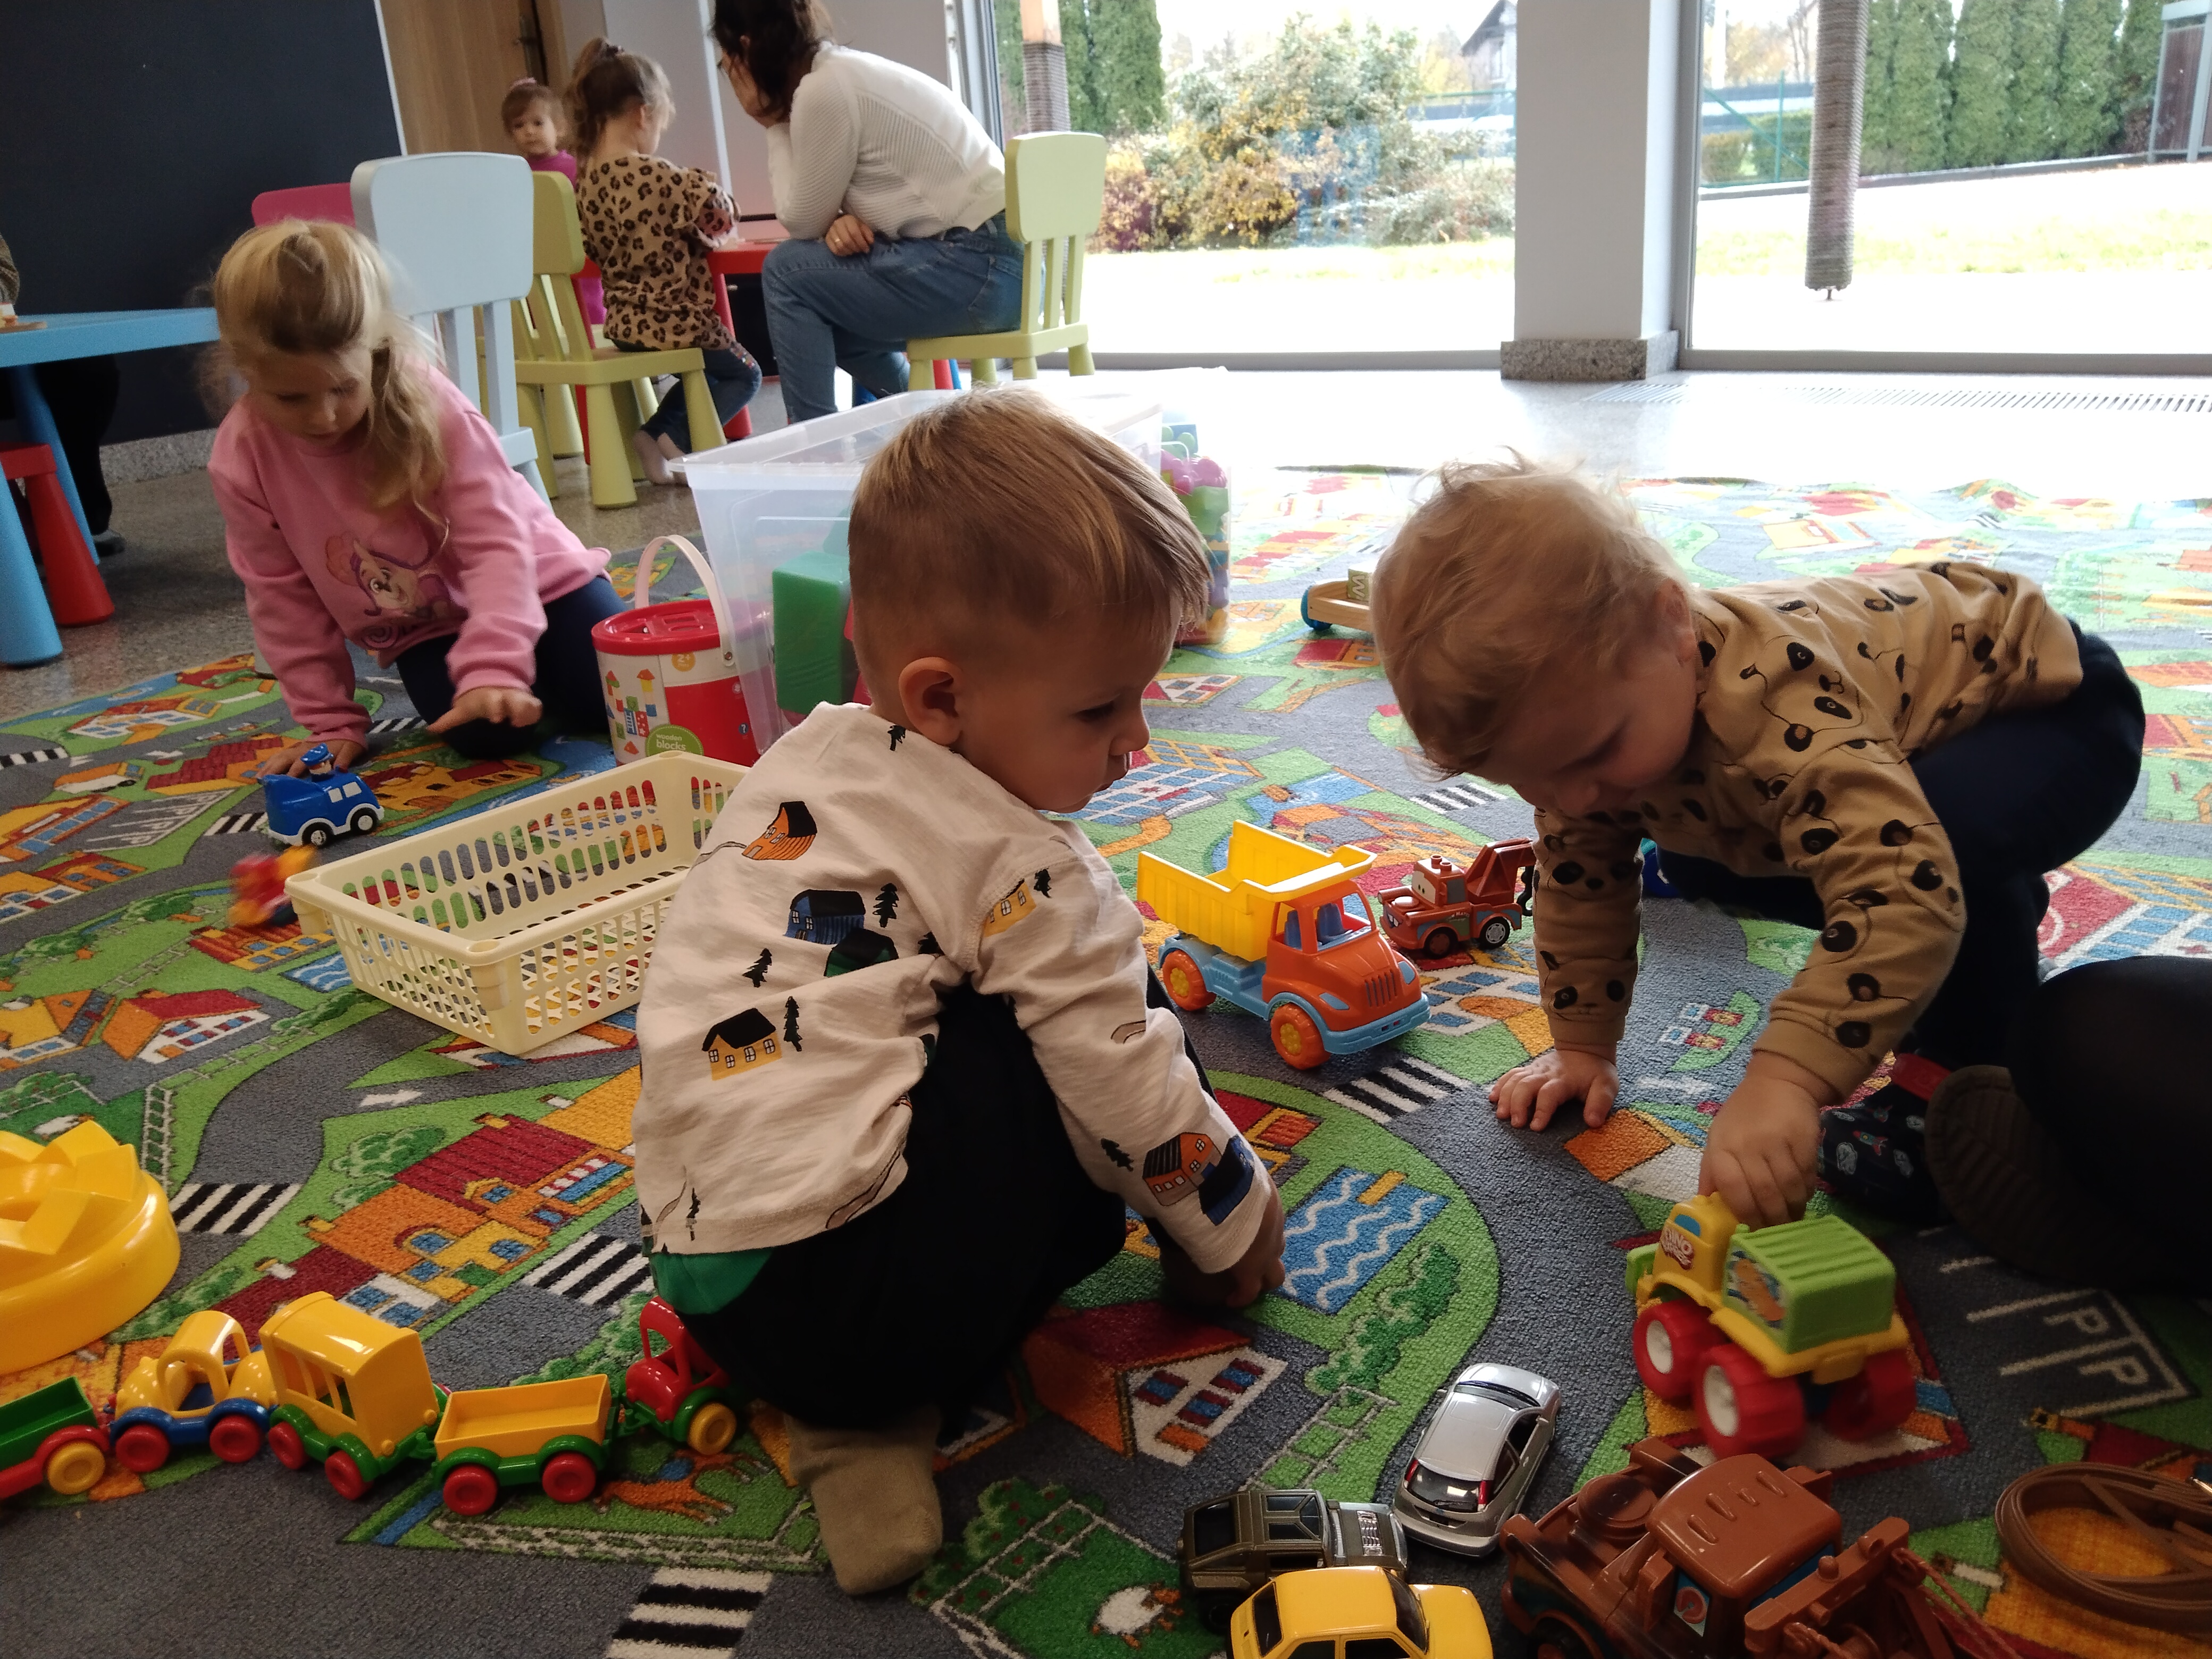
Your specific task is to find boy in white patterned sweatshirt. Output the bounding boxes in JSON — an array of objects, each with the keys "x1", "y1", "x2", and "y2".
[{"x1": 632, "y1": 389, "x2": 1286, "y2": 1595}]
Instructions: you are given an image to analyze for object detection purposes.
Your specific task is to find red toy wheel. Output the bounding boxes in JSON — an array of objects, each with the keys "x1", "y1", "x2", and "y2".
[
  {"x1": 442, "y1": 1463, "x2": 500, "y2": 1516},
  {"x1": 112, "y1": 1424, "x2": 171, "y2": 1474},
  {"x1": 1423, "y1": 927, "x2": 1459, "y2": 959},
  {"x1": 539, "y1": 1451, "x2": 597, "y2": 1504},
  {"x1": 269, "y1": 1421, "x2": 309, "y2": 1470},
  {"x1": 1696, "y1": 1344, "x2": 1806, "y2": 1460},
  {"x1": 1823, "y1": 1347, "x2": 1917, "y2": 1440},
  {"x1": 1269, "y1": 1003, "x2": 1327, "y2": 1070},
  {"x1": 1633, "y1": 1300, "x2": 1721, "y2": 1405},
  {"x1": 324, "y1": 1449, "x2": 370, "y2": 1501},
  {"x1": 208, "y1": 1415, "x2": 264, "y2": 1464},
  {"x1": 1159, "y1": 949, "x2": 1213, "y2": 1011}
]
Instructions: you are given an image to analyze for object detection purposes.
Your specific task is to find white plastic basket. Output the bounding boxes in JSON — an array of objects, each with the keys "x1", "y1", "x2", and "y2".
[{"x1": 284, "y1": 753, "x2": 749, "y2": 1053}]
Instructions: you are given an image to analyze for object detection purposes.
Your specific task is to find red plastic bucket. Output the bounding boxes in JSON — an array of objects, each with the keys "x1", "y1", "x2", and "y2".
[{"x1": 591, "y1": 535, "x2": 759, "y2": 766}]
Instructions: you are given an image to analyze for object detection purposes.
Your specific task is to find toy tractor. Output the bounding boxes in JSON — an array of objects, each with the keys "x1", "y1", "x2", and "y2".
[{"x1": 1624, "y1": 1194, "x2": 1915, "y2": 1460}]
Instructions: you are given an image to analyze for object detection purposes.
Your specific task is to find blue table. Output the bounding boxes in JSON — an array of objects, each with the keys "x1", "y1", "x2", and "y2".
[{"x1": 1, "y1": 308, "x2": 220, "y2": 666}]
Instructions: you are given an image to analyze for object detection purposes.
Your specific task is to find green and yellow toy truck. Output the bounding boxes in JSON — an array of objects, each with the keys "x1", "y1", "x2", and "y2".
[
  {"x1": 0, "y1": 1377, "x2": 111, "y2": 1502},
  {"x1": 1624, "y1": 1194, "x2": 1915, "y2": 1460}
]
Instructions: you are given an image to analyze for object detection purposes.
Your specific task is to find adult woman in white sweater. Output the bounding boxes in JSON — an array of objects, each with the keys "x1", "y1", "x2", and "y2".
[{"x1": 715, "y1": 0, "x2": 1023, "y2": 423}]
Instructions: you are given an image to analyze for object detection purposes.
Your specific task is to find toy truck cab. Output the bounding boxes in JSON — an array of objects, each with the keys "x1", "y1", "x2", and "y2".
[
  {"x1": 259, "y1": 1290, "x2": 446, "y2": 1498},
  {"x1": 1624, "y1": 1194, "x2": 1915, "y2": 1460},
  {"x1": 262, "y1": 744, "x2": 383, "y2": 848},
  {"x1": 1379, "y1": 840, "x2": 1537, "y2": 959},
  {"x1": 1143, "y1": 822, "x2": 1429, "y2": 1071},
  {"x1": 1229, "y1": 1565, "x2": 1489, "y2": 1659},
  {"x1": 110, "y1": 1309, "x2": 276, "y2": 1471},
  {"x1": 621, "y1": 1295, "x2": 740, "y2": 1455},
  {"x1": 0, "y1": 1377, "x2": 111, "y2": 1501}
]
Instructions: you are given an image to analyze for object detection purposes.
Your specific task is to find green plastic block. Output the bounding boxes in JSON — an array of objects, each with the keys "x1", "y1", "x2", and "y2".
[
  {"x1": 772, "y1": 542, "x2": 856, "y2": 717},
  {"x1": 1722, "y1": 1214, "x2": 1895, "y2": 1353},
  {"x1": 1623, "y1": 1242, "x2": 1658, "y2": 1300}
]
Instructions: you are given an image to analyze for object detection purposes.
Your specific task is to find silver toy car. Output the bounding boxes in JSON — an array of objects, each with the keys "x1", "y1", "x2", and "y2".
[{"x1": 1393, "y1": 1361, "x2": 1559, "y2": 1555}]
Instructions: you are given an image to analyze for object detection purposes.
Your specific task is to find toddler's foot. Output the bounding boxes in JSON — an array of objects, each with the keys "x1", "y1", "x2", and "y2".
[
  {"x1": 785, "y1": 1405, "x2": 942, "y2": 1594},
  {"x1": 1925, "y1": 1066, "x2": 2168, "y2": 1288},
  {"x1": 1816, "y1": 1054, "x2": 1947, "y2": 1222},
  {"x1": 630, "y1": 428, "x2": 674, "y2": 486}
]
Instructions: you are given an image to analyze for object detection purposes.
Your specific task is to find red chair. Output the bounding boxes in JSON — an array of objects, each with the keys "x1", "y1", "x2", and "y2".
[
  {"x1": 250, "y1": 184, "x2": 356, "y2": 227},
  {"x1": 3, "y1": 442, "x2": 112, "y2": 625}
]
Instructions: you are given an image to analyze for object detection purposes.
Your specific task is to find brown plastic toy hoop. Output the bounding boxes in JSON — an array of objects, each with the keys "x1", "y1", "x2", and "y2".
[{"x1": 1993, "y1": 1464, "x2": 2212, "y2": 1631}]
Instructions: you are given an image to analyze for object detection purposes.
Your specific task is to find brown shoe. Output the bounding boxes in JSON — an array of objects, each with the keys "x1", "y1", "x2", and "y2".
[
  {"x1": 784, "y1": 1406, "x2": 943, "y2": 1595},
  {"x1": 1924, "y1": 1066, "x2": 2167, "y2": 1289}
]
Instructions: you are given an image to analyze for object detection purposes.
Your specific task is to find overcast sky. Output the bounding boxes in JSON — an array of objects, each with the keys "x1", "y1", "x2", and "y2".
[{"x1": 1151, "y1": 0, "x2": 1487, "y2": 56}]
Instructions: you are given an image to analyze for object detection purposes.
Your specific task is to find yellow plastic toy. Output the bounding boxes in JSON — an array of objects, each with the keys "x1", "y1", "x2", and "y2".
[
  {"x1": 1229, "y1": 1564, "x2": 1489, "y2": 1658},
  {"x1": 110, "y1": 1309, "x2": 278, "y2": 1471},
  {"x1": 0, "y1": 1121, "x2": 179, "y2": 1373}
]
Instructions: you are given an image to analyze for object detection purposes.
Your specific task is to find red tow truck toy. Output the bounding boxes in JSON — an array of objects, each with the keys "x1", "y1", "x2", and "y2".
[{"x1": 1378, "y1": 841, "x2": 1537, "y2": 959}]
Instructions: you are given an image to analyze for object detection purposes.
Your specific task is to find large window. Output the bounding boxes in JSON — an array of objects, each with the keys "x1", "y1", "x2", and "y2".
[
  {"x1": 1688, "y1": 0, "x2": 2212, "y2": 356},
  {"x1": 992, "y1": 0, "x2": 1516, "y2": 355}
]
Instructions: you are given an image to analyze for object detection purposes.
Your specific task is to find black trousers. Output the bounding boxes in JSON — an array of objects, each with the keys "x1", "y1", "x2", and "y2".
[
  {"x1": 1661, "y1": 628, "x2": 2144, "y2": 1070},
  {"x1": 0, "y1": 357, "x2": 121, "y2": 534},
  {"x1": 684, "y1": 977, "x2": 1199, "y2": 1430},
  {"x1": 393, "y1": 575, "x2": 622, "y2": 759},
  {"x1": 2011, "y1": 958, "x2": 2212, "y2": 1259}
]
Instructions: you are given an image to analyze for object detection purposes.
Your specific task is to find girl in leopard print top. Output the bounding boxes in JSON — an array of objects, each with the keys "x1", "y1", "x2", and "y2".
[{"x1": 567, "y1": 38, "x2": 761, "y2": 484}]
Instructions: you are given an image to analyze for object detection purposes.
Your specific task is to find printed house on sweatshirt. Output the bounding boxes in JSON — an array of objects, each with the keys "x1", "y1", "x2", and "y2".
[{"x1": 704, "y1": 1008, "x2": 782, "y2": 1076}]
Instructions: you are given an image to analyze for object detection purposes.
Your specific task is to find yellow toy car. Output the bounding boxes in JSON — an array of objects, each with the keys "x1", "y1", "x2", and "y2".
[
  {"x1": 110, "y1": 1309, "x2": 278, "y2": 1472},
  {"x1": 1229, "y1": 1564, "x2": 1490, "y2": 1658}
]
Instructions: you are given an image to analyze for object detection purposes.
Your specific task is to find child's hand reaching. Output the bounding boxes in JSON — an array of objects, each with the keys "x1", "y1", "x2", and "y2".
[
  {"x1": 1698, "y1": 1053, "x2": 1829, "y2": 1227},
  {"x1": 1159, "y1": 1181, "x2": 1285, "y2": 1309},
  {"x1": 255, "y1": 737, "x2": 367, "y2": 780},
  {"x1": 429, "y1": 686, "x2": 543, "y2": 735},
  {"x1": 1489, "y1": 1043, "x2": 1618, "y2": 1130}
]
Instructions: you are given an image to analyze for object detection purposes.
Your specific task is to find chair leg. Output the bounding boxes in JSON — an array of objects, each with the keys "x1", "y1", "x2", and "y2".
[
  {"x1": 1012, "y1": 357, "x2": 1037, "y2": 379},
  {"x1": 573, "y1": 388, "x2": 591, "y2": 462},
  {"x1": 680, "y1": 371, "x2": 723, "y2": 454},
  {"x1": 1068, "y1": 339, "x2": 1095, "y2": 376},
  {"x1": 583, "y1": 382, "x2": 638, "y2": 508},
  {"x1": 519, "y1": 388, "x2": 558, "y2": 499},
  {"x1": 723, "y1": 408, "x2": 753, "y2": 441},
  {"x1": 0, "y1": 484, "x2": 64, "y2": 665},
  {"x1": 633, "y1": 376, "x2": 660, "y2": 424},
  {"x1": 24, "y1": 474, "x2": 112, "y2": 626},
  {"x1": 970, "y1": 357, "x2": 999, "y2": 384},
  {"x1": 549, "y1": 379, "x2": 585, "y2": 457},
  {"x1": 614, "y1": 384, "x2": 649, "y2": 481},
  {"x1": 907, "y1": 357, "x2": 933, "y2": 393}
]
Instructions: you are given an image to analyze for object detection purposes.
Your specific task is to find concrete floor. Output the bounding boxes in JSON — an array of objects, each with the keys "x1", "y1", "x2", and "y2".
[{"x1": 7, "y1": 367, "x2": 2210, "y2": 723}]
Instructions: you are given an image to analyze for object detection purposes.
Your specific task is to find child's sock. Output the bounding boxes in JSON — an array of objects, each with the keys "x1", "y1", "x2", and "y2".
[
  {"x1": 785, "y1": 1405, "x2": 942, "y2": 1594},
  {"x1": 1816, "y1": 1053, "x2": 1948, "y2": 1222}
]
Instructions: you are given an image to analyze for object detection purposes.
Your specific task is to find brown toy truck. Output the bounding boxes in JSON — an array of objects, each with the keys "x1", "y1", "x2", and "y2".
[
  {"x1": 1378, "y1": 840, "x2": 1537, "y2": 959},
  {"x1": 1499, "y1": 1437, "x2": 1980, "y2": 1658}
]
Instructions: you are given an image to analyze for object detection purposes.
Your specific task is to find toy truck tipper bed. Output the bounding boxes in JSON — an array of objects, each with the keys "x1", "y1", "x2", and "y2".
[{"x1": 1140, "y1": 821, "x2": 1429, "y2": 1070}]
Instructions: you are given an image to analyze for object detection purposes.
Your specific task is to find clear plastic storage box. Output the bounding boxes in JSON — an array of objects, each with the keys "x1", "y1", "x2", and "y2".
[{"x1": 686, "y1": 386, "x2": 1163, "y2": 752}]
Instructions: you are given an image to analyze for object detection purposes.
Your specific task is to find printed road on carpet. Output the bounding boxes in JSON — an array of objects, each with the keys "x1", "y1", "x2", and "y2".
[{"x1": 3, "y1": 473, "x2": 2209, "y2": 1659}]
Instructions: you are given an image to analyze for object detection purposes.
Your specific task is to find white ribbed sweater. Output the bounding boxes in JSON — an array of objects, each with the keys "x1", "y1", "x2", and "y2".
[{"x1": 765, "y1": 46, "x2": 1005, "y2": 241}]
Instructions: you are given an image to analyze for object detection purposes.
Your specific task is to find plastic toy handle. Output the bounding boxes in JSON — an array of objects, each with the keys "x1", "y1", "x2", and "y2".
[{"x1": 626, "y1": 535, "x2": 738, "y2": 669}]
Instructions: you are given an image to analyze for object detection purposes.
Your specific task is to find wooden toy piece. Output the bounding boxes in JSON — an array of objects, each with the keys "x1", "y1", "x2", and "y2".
[
  {"x1": 1227, "y1": 1564, "x2": 1489, "y2": 1658},
  {"x1": 1378, "y1": 840, "x2": 1536, "y2": 959},
  {"x1": 1623, "y1": 1193, "x2": 1914, "y2": 1462},
  {"x1": 0, "y1": 1379, "x2": 111, "y2": 1502},
  {"x1": 109, "y1": 1310, "x2": 278, "y2": 1472},
  {"x1": 1179, "y1": 1487, "x2": 1411, "y2": 1632},
  {"x1": 0, "y1": 303, "x2": 45, "y2": 332},
  {"x1": 1302, "y1": 567, "x2": 1373, "y2": 634},
  {"x1": 1138, "y1": 820, "x2": 1429, "y2": 1070}
]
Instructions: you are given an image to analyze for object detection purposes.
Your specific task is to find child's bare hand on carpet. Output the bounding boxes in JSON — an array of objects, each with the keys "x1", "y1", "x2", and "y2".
[
  {"x1": 1159, "y1": 1182, "x2": 1285, "y2": 1308},
  {"x1": 1700, "y1": 1054, "x2": 1828, "y2": 1227},
  {"x1": 1490, "y1": 1043, "x2": 1618, "y2": 1130},
  {"x1": 429, "y1": 685, "x2": 542, "y2": 733}
]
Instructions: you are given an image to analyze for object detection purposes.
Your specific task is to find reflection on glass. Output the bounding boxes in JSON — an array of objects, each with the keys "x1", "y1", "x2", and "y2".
[
  {"x1": 1691, "y1": 0, "x2": 2209, "y2": 354},
  {"x1": 989, "y1": 0, "x2": 1517, "y2": 354}
]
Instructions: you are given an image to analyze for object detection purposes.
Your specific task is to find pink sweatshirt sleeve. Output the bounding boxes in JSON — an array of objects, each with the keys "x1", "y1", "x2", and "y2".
[
  {"x1": 431, "y1": 393, "x2": 558, "y2": 698},
  {"x1": 210, "y1": 446, "x2": 368, "y2": 747}
]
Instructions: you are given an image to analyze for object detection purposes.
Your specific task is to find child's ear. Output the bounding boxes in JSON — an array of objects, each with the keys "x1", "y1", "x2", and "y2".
[
  {"x1": 1660, "y1": 581, "x2": 1698, "y2": 661},
  {"x1": 895, "y1": 658, "x2": 963, "y2": 747}
]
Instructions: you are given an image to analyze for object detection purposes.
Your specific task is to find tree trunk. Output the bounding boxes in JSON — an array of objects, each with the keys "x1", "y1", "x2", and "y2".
[{"x1": 1805, "y1": 0, "x2": 1871, "y2": 293}]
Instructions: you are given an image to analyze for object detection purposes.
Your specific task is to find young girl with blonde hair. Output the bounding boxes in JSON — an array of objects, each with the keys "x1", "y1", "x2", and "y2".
[{"x1": 208, "y1": 220, "x2": 619, "y2": 773}]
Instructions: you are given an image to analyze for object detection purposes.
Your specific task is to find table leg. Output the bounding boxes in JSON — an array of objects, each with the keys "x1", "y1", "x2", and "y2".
[
  {"x1": 5, "y1": 365, "x2": 98, "y2": 561},
  {"x1": 0, "y1": 472, "x2": 65, "y2": 666}
]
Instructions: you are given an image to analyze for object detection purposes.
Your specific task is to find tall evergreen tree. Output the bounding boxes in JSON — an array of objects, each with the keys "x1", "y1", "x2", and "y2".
[
  {"x1": 1947, "y1": 0, "x2": 2015, "y2": 166},
  {"x1": 993, "y1": 0, "x2": 1026, "y2": 131},
  {"x1": 2112, "y1": 0, "x2": 2163, "y2": 149},
  {"x1": 1063, "y1": 0, "x2": 1105, "y2": 134},
  {"x1": 2055, "y1": 0, "x2": 2123, "y2": 155},
  {"x1": 1861, "y1": 0, "x2": 1900, "y2": 167},
  {"x1": 1089, "y1": 0, "x2": 1167, "y2": 134},
  {"x1": 2006, "y1": 0, "x2": 2063, "y2": 162},
  {"x1": 1885, "y1": 0, "x2": 1953, "y2": 172}
]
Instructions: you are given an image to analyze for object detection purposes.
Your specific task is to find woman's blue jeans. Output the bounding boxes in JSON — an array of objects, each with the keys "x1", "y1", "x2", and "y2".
[{"x1": 763, "y1": 214, "x2": 1024, "y2": 424}]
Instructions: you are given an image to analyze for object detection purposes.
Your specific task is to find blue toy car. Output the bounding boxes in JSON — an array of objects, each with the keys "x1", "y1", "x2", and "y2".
[{"x1": 262, "y1": 743, "x2": 384, "y2": 847}]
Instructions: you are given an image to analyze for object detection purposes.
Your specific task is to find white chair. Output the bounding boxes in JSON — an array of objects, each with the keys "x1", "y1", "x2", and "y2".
[{"x1": 351, "y1": 153, "x2": 546, "y2": 499}]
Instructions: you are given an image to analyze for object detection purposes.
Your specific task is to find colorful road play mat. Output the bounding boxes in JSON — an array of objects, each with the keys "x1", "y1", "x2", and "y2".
[{"x1": 5, "y1": 473, "x2": 2210, "y2": 1659}]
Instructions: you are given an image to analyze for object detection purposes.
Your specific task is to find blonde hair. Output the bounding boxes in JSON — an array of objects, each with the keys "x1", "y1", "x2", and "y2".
[
  {"x1": 1372, "y1": 455, "x2": 1685, "y2": 778},
  {"x1": 848, "y1": 389, "x2": 1210, "y2": 667},
  {"x1": 211, "y1": 220, "x2": 446, "y2": 516},
  {"x1": 567, "y1": 37, "x2": 672, "y2": 157}
]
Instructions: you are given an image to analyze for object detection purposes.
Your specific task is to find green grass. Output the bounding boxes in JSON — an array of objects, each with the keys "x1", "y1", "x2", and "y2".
[{"x1": 1090, "y1": 238, "x2": 1513, "y2": 286}]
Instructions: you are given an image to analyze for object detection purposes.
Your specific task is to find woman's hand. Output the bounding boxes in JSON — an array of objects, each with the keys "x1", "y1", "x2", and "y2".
[
  {"x1": 825, "y1": 214, "x2": 875, "y2": 257},
  {"x1": 429, "y1": 686, "x2": 542, "y2": 734},
  {"x1": 1489, "y1": 1042, "x2": 1619, "y2": 1131},
  {"x1": 255, "y1": 737, "x2": 367, "y2": 780}
]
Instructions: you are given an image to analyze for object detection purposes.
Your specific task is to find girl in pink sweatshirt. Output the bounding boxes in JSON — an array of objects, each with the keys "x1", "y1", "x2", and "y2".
[{"x1": 208, "y1": 220, "x2": 618, "y2": 776}]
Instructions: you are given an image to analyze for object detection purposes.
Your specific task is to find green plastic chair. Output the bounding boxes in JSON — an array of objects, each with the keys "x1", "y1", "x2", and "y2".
[{"x1": 907, "y1": 131, "x2": 1105, "y2": 390}]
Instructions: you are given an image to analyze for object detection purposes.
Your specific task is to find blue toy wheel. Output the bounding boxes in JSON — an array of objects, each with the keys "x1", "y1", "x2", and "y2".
[{"x1": 1301, "y1": 590, "x2": 1330, "y2": 632}]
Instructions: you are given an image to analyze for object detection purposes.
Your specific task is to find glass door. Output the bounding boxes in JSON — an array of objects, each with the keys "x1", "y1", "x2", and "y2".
[
  {"x1": 991, "y1": 0, "x2": 1516, "y2": 355},
  {"x1": 1687, "y1": 0, "x2": 2212, "y2": 356}
]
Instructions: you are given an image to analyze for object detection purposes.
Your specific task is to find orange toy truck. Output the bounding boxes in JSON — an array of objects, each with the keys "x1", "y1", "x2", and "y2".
[{"x1": 1377, "y1": 841, "x2": 1536, "y2": 959}]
